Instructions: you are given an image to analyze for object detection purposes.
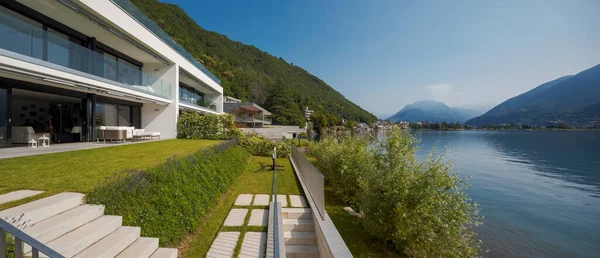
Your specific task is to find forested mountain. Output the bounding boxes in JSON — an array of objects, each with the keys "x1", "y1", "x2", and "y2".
[
  {"x1": 129, "y1": 0, "x2": 377, "y2": 125},
  {"x1": 466, "y1": 64, "x2": 600, "y2": 127},
  {"x1": 387, "y1": 100, "x2": 481, "y2": 123}
]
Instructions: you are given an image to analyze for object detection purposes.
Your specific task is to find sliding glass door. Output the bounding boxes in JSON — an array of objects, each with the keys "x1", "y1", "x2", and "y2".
[{"x1": 0, "y1": 88, "x2": 9, "y2": 147}]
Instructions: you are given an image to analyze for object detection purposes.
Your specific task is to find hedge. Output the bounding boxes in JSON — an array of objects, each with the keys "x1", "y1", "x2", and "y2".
[
  {"x1": 177, "y1": 112, "x2": 241, "y2": 140},
  {"x1": 238, "y1": 135, "x2": 291, "y2": 158},
  {"x1": 86, "y1": 140, "x2": 252, "y2": 245}
]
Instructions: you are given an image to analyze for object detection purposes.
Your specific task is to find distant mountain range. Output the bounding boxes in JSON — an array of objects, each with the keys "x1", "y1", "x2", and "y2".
[
  {"x1": 387, "y1": 100, "x2": 482, "y2": 123},
  {"x1": 466, "y1": 63, "x2": 600, "y2": 127}
]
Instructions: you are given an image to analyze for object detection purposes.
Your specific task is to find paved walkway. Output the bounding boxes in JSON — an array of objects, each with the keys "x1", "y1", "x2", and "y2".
[
  {"x1": 0, "y1": 140, "x2": 164, "y2": 160},
  {"x1": 248, "y1": 209, "x2": 268, "y2": 227},
  {"x1": 0, "y1": 190, "x2": 44, "y2": 205},
  {"x1": 224, "y1": 209, "x2": 248, "y2": 227},
  {"x1": 209, "y1": 194, "x2": 308, "y2": 257},
  {"x1": 239, "y1": 232, "x2": 267, "y2": 258},
  {"x1": 207, "y1": 232, "x2": 240, "y2": 258}
]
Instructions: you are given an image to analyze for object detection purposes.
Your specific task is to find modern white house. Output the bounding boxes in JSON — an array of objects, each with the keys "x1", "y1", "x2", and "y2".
[{"x1": 0, "y1": 0, "x2": 223, "y2": 148}]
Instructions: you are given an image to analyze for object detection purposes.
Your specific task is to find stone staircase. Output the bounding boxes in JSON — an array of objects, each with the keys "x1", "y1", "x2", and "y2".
[
  {"x1": 0, "y1": 192, "x2": 176, "y2": 258},
  {"x1": 281, "y1": 208, "x2": 318, "y2": 258}
]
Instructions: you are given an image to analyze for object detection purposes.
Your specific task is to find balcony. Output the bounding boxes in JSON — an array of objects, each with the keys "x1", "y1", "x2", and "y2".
[
  {"x1": 179, "y1": 85, "x2": 218, "y2": 112},
  {"x1": 112, "y1": 0, "x2": 222, "y2": 85},
  {"x1": 0, "y1": 6, "x2": 171, "y2": 99}
]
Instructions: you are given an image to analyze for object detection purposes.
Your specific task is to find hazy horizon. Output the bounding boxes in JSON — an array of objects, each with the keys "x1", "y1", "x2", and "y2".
[{"x1": 164, "y1": 0, "x2": 600, "y2": 118}]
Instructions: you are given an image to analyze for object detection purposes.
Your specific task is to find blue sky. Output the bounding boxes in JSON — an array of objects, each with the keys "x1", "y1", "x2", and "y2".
[{"x1": 163, "y1": 0, "x2": 600, "y2": 118}]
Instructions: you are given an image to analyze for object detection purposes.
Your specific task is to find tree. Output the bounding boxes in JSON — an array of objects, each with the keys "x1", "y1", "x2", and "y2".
[
  {"x1": 262, "y1": 81, "x2": 305, "y2": 126},
  {"x1": 558, "y1": 122, "x2": 571, "y2": 129}
]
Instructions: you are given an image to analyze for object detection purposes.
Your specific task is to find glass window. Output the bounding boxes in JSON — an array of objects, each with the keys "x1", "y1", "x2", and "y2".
[
  {"x1": 0, "y1": 88, "x2": 7, "y2": 147},
  {"x1": 132, "y1": 106, "x2": 141, "y2": 129},
  {"x1": 95, "y1": 103, "x2": 118, "y2": 126},
  {"x1": 0, "y1": 5, "x2": 43, "y2": 59},
  {"x1": 118, "y1": 105, "x2": 130, "y2": 126},
  {"x1": 179, "y1": 84, "x2": 204, "y2": 107}
]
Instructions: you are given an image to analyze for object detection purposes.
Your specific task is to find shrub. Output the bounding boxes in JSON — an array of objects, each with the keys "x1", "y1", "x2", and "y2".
[
  {"x1": 177, "y1": 112, "x2": 241, "y2": 140},
  {"x1": 311, "y1": 128, "x2": 482, "y2": 257},
  {"x1": 290, "y1": 138, "x2": 310, "y2": 147},
  {"x1": 86, "y1": 141, "x2": 251, "y2": 245},
  {"x1": 310, "y1": 135, "x2": 373, "y2": 208},
  {"x1": 239, "y1": 135, "x2": 291, "y2": 158}
]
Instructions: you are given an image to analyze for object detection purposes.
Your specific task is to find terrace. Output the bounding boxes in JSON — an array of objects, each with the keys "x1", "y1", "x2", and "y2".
[{"x1": 0, "y1": 139, "x2": 352, "y2": 258}]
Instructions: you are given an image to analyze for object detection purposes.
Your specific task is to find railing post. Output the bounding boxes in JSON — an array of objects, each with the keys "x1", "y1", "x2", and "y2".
[
  {"x1": 0, "y1": 228, "x2": 6, "y2": 258},
  {"x1": 32, "y1": 248, "x2": 39, "y2": 258},
  {"x1": 15, "y1": 237, "x2": 22, "y2": 258}
]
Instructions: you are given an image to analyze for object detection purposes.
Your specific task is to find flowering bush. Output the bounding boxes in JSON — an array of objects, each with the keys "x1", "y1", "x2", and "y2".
[
  {"x1": 177, "y1": 112, "x2": 241, "y2": 140},
  {"x1": 86, "y1": 140, "x2": 251, "y2": 245},
  {"x1": 311, "y1": 128, "x2": 482, "y2": 257}
]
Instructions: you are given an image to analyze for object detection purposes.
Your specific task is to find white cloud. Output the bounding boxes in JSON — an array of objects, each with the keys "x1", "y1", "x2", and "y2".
[{"x1": 427, "y1": 83, "x2": 455, "y2": 96}]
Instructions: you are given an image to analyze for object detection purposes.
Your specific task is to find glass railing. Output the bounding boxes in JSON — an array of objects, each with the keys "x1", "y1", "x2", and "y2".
[
  {"x1": 179, "y1": 86, "x2": 217, "y2": 111},
  {"x1": 112, "y1": 0, "x2": 222, "y2": 85},
  {"x1": 0, "y1": 6, "x2": 171, "y2": 99}
]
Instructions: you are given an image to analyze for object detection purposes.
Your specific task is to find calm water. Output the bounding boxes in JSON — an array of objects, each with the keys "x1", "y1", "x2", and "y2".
[{"x1": 404, "y1": 130, "x2": 600, "y2": 257}]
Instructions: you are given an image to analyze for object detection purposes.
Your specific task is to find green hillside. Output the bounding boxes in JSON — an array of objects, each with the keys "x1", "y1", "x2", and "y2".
[{"x1": 129, "y1": 0, "x2": 377, "y2": 125}]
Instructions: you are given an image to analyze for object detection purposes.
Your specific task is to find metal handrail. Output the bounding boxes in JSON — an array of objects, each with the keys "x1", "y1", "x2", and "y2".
[
  {"x1": 0, "y1": 218, "x2": 65, "y2": 258},
  {"x1": 272, "y1": 148, "x2": 280, "y2": 258}
]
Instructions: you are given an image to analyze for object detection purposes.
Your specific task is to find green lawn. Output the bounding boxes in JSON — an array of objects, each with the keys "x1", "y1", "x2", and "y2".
[
  {"x1": 179, "y1": 156, "x2": 303, "y2": 257},
  {"x1": 0, "y1": 139, "x2": 222, "y2": 210}
]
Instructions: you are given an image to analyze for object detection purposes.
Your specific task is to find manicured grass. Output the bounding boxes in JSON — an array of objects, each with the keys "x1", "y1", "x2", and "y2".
[
  {"x1": 178, "y1": 156, "x2": 303, "y2": 257},
  {"x1": 0, "y1": 139, "x2": 222, "y2": 210}
]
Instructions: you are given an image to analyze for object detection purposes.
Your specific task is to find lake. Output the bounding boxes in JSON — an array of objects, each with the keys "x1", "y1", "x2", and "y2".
[{"x1": 404, "y1": 130, "x2": 600, "y2": 257}]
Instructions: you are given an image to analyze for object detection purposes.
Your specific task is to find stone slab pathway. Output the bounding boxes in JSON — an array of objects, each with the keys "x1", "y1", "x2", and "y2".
[
  {"x1": 272, "y1": 195, "x2": 287, "y2": 207},
  {"x1": 207, "y1": 232, "x2": 240, "y2": 258},
  {"x1": 235, "y1": 194, "x2": 254, "y2": 206},
  {"x1": 289, "y1": 195, "x2": 307, "y2": 207},
  {"x1": 253, "y1": 194, "x2": 270, "y2": 206},
  {"x1": 224, "y1": 209, "x2": 248, "y2": 227},
  {"x1": 239, "y1": 232, "x2": 267, "y2": 258},
  {"x1": 0, "y1": 190, "x2": 44, "y2": 205},
  {"x1": 248, "y1": 209, "x2": 268, "y2": 227}
]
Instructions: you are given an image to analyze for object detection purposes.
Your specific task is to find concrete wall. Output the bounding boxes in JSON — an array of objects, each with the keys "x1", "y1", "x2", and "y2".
[{"x1": 141, "y1": 64, "x2": 178, "y2": 139}]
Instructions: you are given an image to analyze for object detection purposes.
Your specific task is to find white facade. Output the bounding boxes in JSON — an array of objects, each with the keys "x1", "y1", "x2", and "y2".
[{"x1": 0, "y1": 0, "x2": 223, "y2": 146}]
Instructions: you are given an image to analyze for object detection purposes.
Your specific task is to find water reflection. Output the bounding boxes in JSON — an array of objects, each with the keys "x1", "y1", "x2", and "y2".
[{"x1": 376, "y1": 130, "x2": 600, "y2": 258}]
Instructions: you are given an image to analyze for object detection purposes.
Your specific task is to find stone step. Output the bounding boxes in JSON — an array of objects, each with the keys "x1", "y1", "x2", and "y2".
[
  {"x1": 285, "y1": 244, "x2": 319, "y2": 258},
  {"x1": 149, "y1": 248, "x2": 178, "y2": 258},
  {"x1": 0, "y1": 192, "x2": 85, "y2": 228},
  {"x1": 272, "y1": 195, "x2": 288, "y2": 207},
  {"x1": 282, "y1": 208, "x2": 312, "y2": 219},
  {"x1": 73, "y1": 226, "x2": 140, "y2": 258},
  {"x1": 28, "y1": 215, "x2": 122, "y2": 258},
  {"x1": 289, "y1": 195, "x2": 307, "y2": 208},
  {"x1": 23, "y1": 205, "x2": 105, "y2": 253},
  {"x1": 284, "y1": 231, "x2": 317, "y2": 245},
  {"x1": 283, "y1": 219, "x2": 314, "y2": 232},
  {"x1": 0, "y1": 190, "x2": 44, "y2": 205},
  {"x1": 116, "y1": 237, "x2": 159, "y2": 258}
]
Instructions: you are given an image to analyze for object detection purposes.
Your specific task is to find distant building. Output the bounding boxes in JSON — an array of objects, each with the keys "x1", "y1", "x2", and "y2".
[
  {"x1": 223, "y1": 100, "x2": 272, "y2": 128},
  {"x1": 224, "y1": 96, "x2": 242, "y2": 103}
]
